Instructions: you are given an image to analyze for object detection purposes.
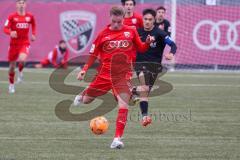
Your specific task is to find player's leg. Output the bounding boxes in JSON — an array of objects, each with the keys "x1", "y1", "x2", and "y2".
[
  {"x1": 17, "y1": 53, "x2": 27, "y2": 83},
  {"x1": 73, "y1": 76, "x2": 111, "y2": 106},
  {"x1": 73, "y1": 92, "x2": 96, "y2": 106},
  {"x1": 35, "y1": 58, "x2": 50, "y2": 68},
  {"x1": 110, "y1": 79, "x2": 131, "y2": 149},
  {"x1": 138, "y1": 71, "x2": 150, "y2": 113},
  {"x1": 137, "y1": 63, "x2": 161, "y2": 126},
  {"x1": 138, "y1": 70, "x2": 152, "y2": 126},
  {"x1": 17, "y1": 45, "x2": 30, "y2": 83},
  {"x1": 8, "y1": 46, "x2": 18, "y2": 93},
  {"x1": 133, "y1": 63, "x2": 152, "y2": 125},
  {"x1": 8, "y1": 61, "x2": 16, "y2": 93}
]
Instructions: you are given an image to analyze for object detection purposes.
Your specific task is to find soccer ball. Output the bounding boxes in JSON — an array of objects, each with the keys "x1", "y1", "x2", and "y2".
[{"x1": 90, "y1": 116, "x2": 109, "y2": 135}]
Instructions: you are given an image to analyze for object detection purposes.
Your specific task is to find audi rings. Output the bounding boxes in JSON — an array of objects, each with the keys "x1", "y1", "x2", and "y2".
[{"x1": 193, "y1": 20, "x2": 240, "y2": 51}]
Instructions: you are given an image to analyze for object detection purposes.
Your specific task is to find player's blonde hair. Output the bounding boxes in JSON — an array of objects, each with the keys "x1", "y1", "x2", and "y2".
[{"x1": 110, "y1": 6, "x2": 125, "y2": 17}]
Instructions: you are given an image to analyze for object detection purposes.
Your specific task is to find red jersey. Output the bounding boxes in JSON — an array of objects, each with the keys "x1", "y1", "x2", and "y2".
[
  {"x1": 123, "y1": 13, "x2": 143, "y2": 29},
  {"x1": 4, "y1": 12, "x2": 36, "y2": 45},
  {"x1": 88, "y1": 25, "x2": 149, "y2": 79}
]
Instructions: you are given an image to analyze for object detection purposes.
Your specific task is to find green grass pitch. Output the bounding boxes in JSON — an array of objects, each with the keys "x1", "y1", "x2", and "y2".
[{"x1": 0, "y1": 68, "x2": 239, "y2": 160}]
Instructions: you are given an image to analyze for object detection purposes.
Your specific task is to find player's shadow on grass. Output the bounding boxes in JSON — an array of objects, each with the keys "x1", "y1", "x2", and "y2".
[{"x1": 49, "y1": 55, "x2": 173, "y2": 122}]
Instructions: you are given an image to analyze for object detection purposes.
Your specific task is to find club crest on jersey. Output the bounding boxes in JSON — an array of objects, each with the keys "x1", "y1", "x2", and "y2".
[
  {"x1": 132, "y1": 18, "x2": 137, "y2": 24},
  {"x1": 60, "y1": 11, "x2": 96, "y2": 54},
  {"x1": 124, "y1": 32, "x2": 130, "y2": 38},
  {"x1": 25, "y1": 17, "x2": 31, "y2": 22}
]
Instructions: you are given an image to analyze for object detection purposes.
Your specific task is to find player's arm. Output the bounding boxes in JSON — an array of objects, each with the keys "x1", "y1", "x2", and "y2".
[
  {"x1": 77, "y1": 37, "x2": 100, "y2": 80},
  {"x1": 166, "y1": 21, "x2": 171, "y2": 36},
  {"x1": 133, "y1": 29, "x2": 154, "y2": 53},
  {"x1": 164, "y1": 35, "x2": 177, "y2": 60},
  {"x1": 31, "y1": 15, "x2": 36, "y2": 41},
  {"x1": 3, "y1": 16, "x2": 17, "y2": 38},
  {"x1": 3, "y1": 18, "x2": 11, "y2": 35},
  {"x1": 77, "y1": 51, "x2": 98, "y2": 81}
]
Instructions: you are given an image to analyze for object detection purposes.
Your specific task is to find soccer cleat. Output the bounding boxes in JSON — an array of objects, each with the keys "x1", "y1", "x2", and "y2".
[
  {"x1": 132, "y1": 95, "x2": 140, "y2": 106},
  {"x1": 142, "y1": 116, "x2": 152, "y2": 127},
  {"x1": 110, "y1": 137, "x2": 124, "y2": 149},
  {"x1": 8, "y1": 84, "x2": 15, "y2": 94},
  {"x1": 130, "y1": 86, "x2": 140, "y2": 106},
  {"x1": 73, "y1": 95, "x2": 82, "y2": 106},
  {"x1": 17, "y1": 72, "x2": 23, "y2": 83}
]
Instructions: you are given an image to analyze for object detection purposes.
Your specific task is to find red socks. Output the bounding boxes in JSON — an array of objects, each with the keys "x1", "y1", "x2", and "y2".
[
  {"x1": 18, "y1": 62, "x2": 24, "y2": 72},
  {"x1": 115, "y1": 108, "x2": 128, "y2": 138},
  {"x1": 9, "y1": 72, "x2": 15, "y2": 84}
]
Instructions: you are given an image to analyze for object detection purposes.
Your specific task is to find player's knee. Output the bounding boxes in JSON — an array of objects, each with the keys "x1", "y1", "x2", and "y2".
[
  {"x1": 117, "y1": 93, "x2": 130, "y2": 107},
  {"x1": 118, "y1": 100, "x2": 129, "y2": 108},
  {"x1": 9, "y1": 67, "x2": 14, "y2": 73},
  {"x1": 140, "y1": 97, "x2": 149, "y2": 102},
  {"x1": 19, "y1": 53, "x2": 27, "y2": 62},
  {"x1": 139, "y1": 71, "x2": 144, "y2": 77},
  {"x1": 9, "y1": 63, "x2": 15, "y2": 72}
]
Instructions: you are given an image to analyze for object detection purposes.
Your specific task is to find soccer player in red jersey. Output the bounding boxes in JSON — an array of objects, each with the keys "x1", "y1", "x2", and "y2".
[
  {"x1": 35, "y1": 40, "x2": 69, "y2": 69},
  {"x1": 73, "y1": 6, "x2": 154, "y2": 149},
  {"x1": 121, "y1": 0, "x2": 143, "y2": 63},
  {"x1": 3, "y1": 0, "x2": 36, "y2": 93},
  {"x1": 121, "y1": 0, "x2": 143, "y2": 29}
]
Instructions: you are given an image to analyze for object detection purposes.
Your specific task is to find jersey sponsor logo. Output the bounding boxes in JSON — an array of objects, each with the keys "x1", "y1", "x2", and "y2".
[
  {"x1": 132, "y1": 18, "x2": 137, "y2": 24},
  {"x1": 60, "y1": 11, "x2": 96, "y2": 54},
  {"x1": 4, "y1": 20, "x2": 9, "y2": 26},
  {"x1": 16, "y1": 23, "x2": 29, "y2": 29},
  {"x1": 102, "y1": 40, "x2": 133, "y2": 52},
  {"x1": 150, "y1": 36, "x2": 157, "y2": 48},
  {"x1": 150, "y1": 42, "x2": 157, "y2": 48}
]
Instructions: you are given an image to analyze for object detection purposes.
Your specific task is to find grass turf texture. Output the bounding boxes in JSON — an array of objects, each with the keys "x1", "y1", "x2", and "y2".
[{"x1": 0, "y1": 68, "x2": 239, "y2": 160}]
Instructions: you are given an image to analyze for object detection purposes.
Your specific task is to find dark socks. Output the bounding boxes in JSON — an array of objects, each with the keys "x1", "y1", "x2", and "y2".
[{"x1": 140, "y1": 101, "x2": 148, "y2": 117}]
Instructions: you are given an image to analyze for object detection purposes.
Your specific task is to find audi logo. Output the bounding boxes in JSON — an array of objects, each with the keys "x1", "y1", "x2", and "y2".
[
  {"x1": 102, "y1": 40, "x2": 132, "y2": 53},
  {"x1": 193, "y1": 20, "x2": 240, "y2": 51},
  {"x1": 16, "y1": 23, "x2": 29, "y2": 29}
]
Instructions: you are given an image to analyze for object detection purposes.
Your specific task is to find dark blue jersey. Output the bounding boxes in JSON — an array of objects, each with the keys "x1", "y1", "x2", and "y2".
[
  {"x1": 155, "y1": 19, "x2": 171, "y2": 36},
  {"x1": 137, "y1": 26, "x2": 177, "y2": 63}
]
